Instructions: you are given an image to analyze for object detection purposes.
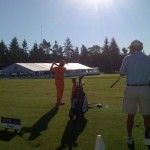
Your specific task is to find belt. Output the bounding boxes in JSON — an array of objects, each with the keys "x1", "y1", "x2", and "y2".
[{"x1": 127, "y1": 83, "x2": 150, "y2": 86}]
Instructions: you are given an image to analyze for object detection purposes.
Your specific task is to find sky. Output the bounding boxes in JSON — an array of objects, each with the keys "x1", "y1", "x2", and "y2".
[{"x1": 0, "y1": 0, "x2": 150, "y2": 54}]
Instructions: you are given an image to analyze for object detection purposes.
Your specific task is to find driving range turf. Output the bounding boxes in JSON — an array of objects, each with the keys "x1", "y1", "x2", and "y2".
[{"x1": 0, "y1": 74, "x2": 148, "y2": 150}]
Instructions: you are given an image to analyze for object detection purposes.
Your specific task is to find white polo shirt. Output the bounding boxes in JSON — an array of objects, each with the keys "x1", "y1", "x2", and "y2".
[{"x1": 119, "y1": 51, "x2": 150, "y2": 84}]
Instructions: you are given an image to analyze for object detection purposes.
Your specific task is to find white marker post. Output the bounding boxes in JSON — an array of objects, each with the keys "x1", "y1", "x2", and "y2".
[{"x1": 95, "y1": 135, "x2": 105, "y2": 150}]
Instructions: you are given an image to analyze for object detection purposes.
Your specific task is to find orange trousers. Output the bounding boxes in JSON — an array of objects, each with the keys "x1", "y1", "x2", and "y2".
[{"x1": 55, "y1": 80, "x2": 64, "y2": 103}]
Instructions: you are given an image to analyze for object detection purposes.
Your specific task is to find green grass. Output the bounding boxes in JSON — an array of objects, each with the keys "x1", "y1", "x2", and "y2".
[{"x1": 0, "y1": 75, "x2": 147, "y2": 150}]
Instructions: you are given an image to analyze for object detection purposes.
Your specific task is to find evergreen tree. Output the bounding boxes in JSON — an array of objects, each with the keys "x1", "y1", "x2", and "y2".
[
  {"x1": 52, "y1": 41, "x2": 60, "y2": 56},
  {"x1": 80, "y1": 44, "x2": 88, "y2": 56},
  {"x1": 79, "y1": 45, "x2": 89, "y2": 66},
  {"x1": 71, "y1": 46, "x2": 79, "y2": 62},
  {"x1": 101, "y1": 37, "x2": 112, "y2": 73},
  {"x1": 40, "y1": 39, "x2": 52, "y2": 62},
  {"x1": 29, "y1": 43, "x2": 38, "y2": 62},
  {"x1": 21, "y1": 39, "x2": 29, "y2": 62},
  {"x1": 41, "y1": 39, "x2": 51, "y2": 54},
  {"x1": 102, "y1": 37, "x2": 110, "y2": 54},
  {"x1": 22, "y1": 39, "x2": 28, "y2": 51},
  {"x1": 51, "y1": 41, "x2": 64, "y2": 61},
  {"x1": 29, "y1": 42, "x2": 46, "y2": 62},
  {"x1": 0, "y1": 36, "x2": 142, "y2": 74},
  {"x1": 0, "y1": 40, "x2": 10, "y2": 69},
  {"x1": 63, "y1": 37, "x2": 74, "y2": 61},
  {"x1": 110, "y1": 38, "x2": 121, "y2": 72},
  {"x1": 9, "y1": 37, "x2": 22, "y2": 63}
]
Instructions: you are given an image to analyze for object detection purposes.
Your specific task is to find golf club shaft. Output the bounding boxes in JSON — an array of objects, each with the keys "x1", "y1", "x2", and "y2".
[
  {"x1": 54, "y1": 61, "x2": 68, "y2": 66},
  {"x1": 54, "y1": 63, "x2": 59, "y2": 66},
  {"x1": 110, "y1": 77, "x2": 120, "y2": 88}
]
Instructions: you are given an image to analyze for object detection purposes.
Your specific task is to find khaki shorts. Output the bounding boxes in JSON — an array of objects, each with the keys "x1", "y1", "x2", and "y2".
[{"x1": 122, "y1": 86, "x2": 150, "y2": 115}]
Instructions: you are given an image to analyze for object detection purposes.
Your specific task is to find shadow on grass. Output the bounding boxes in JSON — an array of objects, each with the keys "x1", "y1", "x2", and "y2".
[
  {"x1": 0, "y1": 130, "x2": 17, "y2": 141},
  {"x1": 56, "y1": 118, "x2": 87, "y2": 150},
  {"x1": 19, "y1": 105, "x2": 59, "y2": 141}
]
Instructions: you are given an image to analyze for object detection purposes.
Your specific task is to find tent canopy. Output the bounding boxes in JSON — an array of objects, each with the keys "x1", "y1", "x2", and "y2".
[{"x1": 2, "y1": 63, "x2": 93, "y2": 73}]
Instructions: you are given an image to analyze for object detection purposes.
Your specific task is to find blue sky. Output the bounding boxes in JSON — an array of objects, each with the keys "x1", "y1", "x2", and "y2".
[{"x1": 0, "y1": 0, "x2": 150, "y2": 54}]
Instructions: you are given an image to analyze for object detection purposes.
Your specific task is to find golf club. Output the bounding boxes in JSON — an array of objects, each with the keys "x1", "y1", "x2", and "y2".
[
  {"x1": 53, "y1": 61, "x2": 68, "y2": 67},
  {"x1": 110, "y1": 77, "x2": 121, "y2": 88}
]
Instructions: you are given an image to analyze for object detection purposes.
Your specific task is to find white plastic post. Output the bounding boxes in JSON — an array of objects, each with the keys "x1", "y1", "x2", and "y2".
[
  {"x1": 95, "y1": 135, "x2": 105, "y2": 150},
  {"x1": 145, "y1": 138, "x2": 150, "y2": 146}
]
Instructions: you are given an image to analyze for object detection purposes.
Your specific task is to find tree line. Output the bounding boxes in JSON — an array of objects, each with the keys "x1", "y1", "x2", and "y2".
[{"x1": 0, "y1": 36, "x2": 129, "y2": 73}]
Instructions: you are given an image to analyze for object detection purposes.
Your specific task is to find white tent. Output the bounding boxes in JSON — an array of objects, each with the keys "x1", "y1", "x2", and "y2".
[{"x1": 2, "y1": 63, "x2": 93, "y2": 73}]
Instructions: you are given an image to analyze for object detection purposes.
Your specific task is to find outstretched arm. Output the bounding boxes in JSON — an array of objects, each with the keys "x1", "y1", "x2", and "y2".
[{"x1": 50, "y1": 62, "x2": 55, "y2": 72}]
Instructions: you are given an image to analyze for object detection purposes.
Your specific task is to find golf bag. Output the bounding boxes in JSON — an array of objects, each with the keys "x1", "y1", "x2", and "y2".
[{"x1": 69, "y1": 76, "x2": 88, "y2": 120}]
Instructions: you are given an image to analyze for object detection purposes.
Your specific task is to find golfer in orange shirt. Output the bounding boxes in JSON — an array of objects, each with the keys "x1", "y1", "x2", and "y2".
[{"x1": 50, "y1": 60, "x2": 66, "y2": 106}]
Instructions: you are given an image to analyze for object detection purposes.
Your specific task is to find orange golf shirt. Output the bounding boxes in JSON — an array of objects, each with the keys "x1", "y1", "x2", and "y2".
[{"x1": 52, "y1": 66, "x2": 66, "y2": 80}]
